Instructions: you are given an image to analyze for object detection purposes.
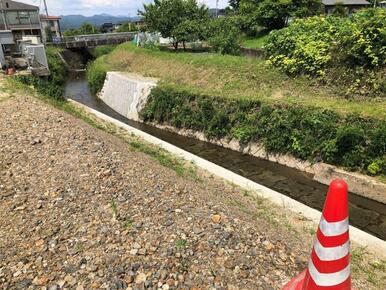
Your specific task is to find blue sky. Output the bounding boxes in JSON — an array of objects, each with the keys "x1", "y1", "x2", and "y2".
[{"x1": 22, "y1": 0, "x2": 229, "y2": 16}]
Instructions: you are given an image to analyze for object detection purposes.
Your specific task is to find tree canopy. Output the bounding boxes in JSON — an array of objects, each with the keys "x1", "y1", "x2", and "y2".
[
  {"x1": 139, "y1": 0, "x2": 209, "y2": 49},
  {"x1": 63, "y1": 23, "x2": 99, "y2": 37},
  {"x1": 234, "y1": 0, "x2": 322, "y2": 31}
]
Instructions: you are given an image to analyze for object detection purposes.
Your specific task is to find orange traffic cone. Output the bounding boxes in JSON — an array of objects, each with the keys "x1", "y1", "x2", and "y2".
[{"x1": 283, "y1": 179, "x2": 352, "y2": 290}]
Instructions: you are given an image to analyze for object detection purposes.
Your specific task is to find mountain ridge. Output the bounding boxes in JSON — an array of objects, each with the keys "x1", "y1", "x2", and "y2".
[{"x1": 59, "y1": 14, "x2": 142, "y2": 30}]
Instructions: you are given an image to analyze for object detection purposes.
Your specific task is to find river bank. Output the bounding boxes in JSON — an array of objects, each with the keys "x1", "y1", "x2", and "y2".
[
  {"x1": 0, "y1": 85, "x2": 385, "y2": 288},
  {"x1": 63, "y1": 71, "x2": 386, "y2": 240},
  {"x1": 88, "y1": 43, "x2": 386, "y2": 194}
]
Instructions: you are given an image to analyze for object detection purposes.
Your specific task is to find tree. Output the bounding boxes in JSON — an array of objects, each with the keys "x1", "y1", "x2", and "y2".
[
  {"x1": 63, "y1": 23, "x2": 99, "y2": 37},
  {"x1": 45, "y1": 26, "x2": 53, "y2": 42},
  {"x1": 237, "y1": 0, "x2": 321, "y2": 32},
  {"x1": 229, "y1": 0, "x2": 242, "y2": 10},
  {"x1": 172, "y1": 20, "x2": 203, "y2": 50},
  {"x1": 332, "y1": 2, "x2": 348, "y2": 17},
  {"x1": 207, "y1": 17, "x2": 241, "y2": 55},
  {"x1": 139, "y1": 0, "x2": 209, "y2": 50},
  {"x1": 255, "y1": 0, "x2": 289, "y2": 30},
  {"x1": 78, "y1": 23, "x2": 98, "y2": 35},
  {"x1": 117, "y1": 22, "x2": 138, "y2": 32}
]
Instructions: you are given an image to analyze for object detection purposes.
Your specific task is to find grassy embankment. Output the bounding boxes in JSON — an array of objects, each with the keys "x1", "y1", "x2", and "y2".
[
  {"x1": 242, "y1": 34, "x2": 269, "y2": 49},
  {"x1": 88, "y1": 43, "x2": 386, "y2": 119},
  {"x1": 87, "y1": 43, "x2": 386, "y2": 180}
]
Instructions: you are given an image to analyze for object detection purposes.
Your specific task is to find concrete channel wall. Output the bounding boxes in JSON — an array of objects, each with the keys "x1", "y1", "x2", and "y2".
[{"x1": 99, "y1": 72, "x2": 157, "y2": 121}]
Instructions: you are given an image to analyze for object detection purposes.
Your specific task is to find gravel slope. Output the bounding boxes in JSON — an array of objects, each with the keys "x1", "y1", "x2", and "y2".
[{"x1": 0, "y1": 95, "x2": 383, "y2": 290}]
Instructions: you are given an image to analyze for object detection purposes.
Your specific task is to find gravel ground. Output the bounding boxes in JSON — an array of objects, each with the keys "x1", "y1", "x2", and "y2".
[{"x1": 0, "y1": 94, "x2": 384, "y2": 290}]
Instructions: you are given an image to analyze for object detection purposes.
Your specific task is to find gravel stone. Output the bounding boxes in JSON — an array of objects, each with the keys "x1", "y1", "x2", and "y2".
[{"x1": 0, "y1": 96, "x2": 377, "y2": 289}]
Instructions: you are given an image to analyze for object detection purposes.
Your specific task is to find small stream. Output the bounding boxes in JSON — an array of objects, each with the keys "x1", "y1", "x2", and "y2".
[{"x1": 65, "y1": 72, "x2": 386, "y2": 240}]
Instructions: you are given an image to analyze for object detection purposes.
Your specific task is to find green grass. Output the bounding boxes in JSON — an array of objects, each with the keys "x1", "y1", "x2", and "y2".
[
  {"x1": 242, "y1": 35, "x2": 269, "y2": 49},
  {"x1": 123, "y1": 218, "x2": 134, "y2": 229},
  {"x1": 110, "y1": 199, "x2": 119, "y2": 218},
  {"x1": 175, "y1": 239, "x2": 187, "y2": 249},
  {"x1": 89, "y1": 42, "x2": 386, "y2": 119},
  {"x1": 129, "y1": 139, "x2": 198, "y2": 179},
  {"x1": 74, "y1": 242, "x2": 84, "y2": 253}
]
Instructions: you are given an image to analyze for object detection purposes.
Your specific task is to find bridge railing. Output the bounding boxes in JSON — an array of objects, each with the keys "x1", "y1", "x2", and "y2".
[{"x1": 51, "y1": 32, "x2": 137, "y2": 45}]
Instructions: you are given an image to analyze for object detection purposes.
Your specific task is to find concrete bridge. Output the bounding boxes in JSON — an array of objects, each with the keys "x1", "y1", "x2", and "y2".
[{"x1": 50, "y1": 32, "x2": 136, "y2": 49}]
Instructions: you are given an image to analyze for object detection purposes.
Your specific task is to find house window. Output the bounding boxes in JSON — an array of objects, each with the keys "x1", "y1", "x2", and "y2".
[
  {"x1": 0, "y1": 12, "x2": 6, "y2": 29},
  {"x1": 5, "y1": 12, "x2": 19, "y2": 25},
  {"x1": 19, "y1": 11, "x2": 30, "y2": 25},
  {"x1": 29, "y1": 11, "x2": 39, "y2": 24}
]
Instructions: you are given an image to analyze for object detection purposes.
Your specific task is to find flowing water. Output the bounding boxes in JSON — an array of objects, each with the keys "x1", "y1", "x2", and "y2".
[{"x1": 64, "y1": 72, "x2": 386, "y2": 240}]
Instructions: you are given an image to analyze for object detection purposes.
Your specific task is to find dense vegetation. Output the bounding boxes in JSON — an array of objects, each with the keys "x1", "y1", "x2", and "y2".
[
  {"x1": 86, "y1": 3, "x2": 386, "y2": 179},
  {"x1": 139, "y1": 0, "x2": 209, "y2": 50},
  {"x1": 15, "y1": 47, "x2": 68, "y2": 99},
  {"x1": 91, "y1": 45, "x2": 118, "y2": 58},
  {"x1": 235, "y1": 0, "x2": 322, "y2": 32},
  {"x1": 141, "y1": 86, "x2": 386, "y2": 176},
  {"x1": 87, "y1": 43, "x2": 386, "y2": 118},
  {"x1": 265, "y1": 9, "x2": 386, "y2": 97}
]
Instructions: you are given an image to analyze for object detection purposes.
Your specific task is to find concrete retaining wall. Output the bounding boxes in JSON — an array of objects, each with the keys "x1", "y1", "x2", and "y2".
[{"x1": 99, "y1": 72, "x2": 157, "y2": 121}]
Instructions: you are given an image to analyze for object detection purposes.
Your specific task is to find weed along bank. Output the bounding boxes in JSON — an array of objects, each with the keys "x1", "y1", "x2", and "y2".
[{"x1": 94, "y1": 69, "x2": 386, "y2": 207}]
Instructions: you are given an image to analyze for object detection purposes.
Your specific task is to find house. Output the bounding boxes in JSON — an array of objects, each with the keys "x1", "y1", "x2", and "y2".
[
  {"x1": 0, "y1": 1, "x2": 49, "y2": 74},
  {"x1": 322, "y1": 0, "x2": 371, "y2": 15},
  {"x1": 380, "y1": 1, "x2": 386, "y2": 8},
  {"x1": 101, "y1": 22, "x2": 114, "y2": 33},
  {"x1": 0, "y1": 0, "x2": 41, "y2": 42},
  {"x1": 0, "y1": 30, "x2": 12, "y2": 67},
  {"x1": 40, "y1": 15, "x2": 62, "y2": 43}
]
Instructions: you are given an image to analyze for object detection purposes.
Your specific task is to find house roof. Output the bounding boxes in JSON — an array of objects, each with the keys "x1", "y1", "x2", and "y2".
[
  {"x1": 0, "y1": 0, "x2": 39, "y2": 11},
  {"x1": 322, "y1": 0, "x2": 370, "y2": 5},
  {"x1": 40, "y1": 15, "x2": 61, "y2": 20}
]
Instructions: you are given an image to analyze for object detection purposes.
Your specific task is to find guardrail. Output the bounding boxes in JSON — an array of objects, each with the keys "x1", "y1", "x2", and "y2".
[
  {"x1": 49, "y1": 32, "x2": 137, "y2": 48},
  {"x1": 61, "y1": 32, "x2": 137, "y2": 42}
]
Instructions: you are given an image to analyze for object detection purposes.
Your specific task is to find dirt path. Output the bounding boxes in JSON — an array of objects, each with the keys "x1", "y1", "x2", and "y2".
[{"x1": 0, "y1": 94, "x2": 384, "y2": 290}]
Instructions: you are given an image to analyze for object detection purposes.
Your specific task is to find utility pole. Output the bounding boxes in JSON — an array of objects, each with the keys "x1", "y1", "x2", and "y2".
[
  {"x1": 43, "y1": 0, "x2": 49, "y2": 16},
  {"x1": 215, "y1": 0, "x2": 219, "y2": 18}
]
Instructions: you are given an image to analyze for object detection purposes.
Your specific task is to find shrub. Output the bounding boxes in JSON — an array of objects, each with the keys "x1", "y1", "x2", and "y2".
[
  {"x1": 336, "y1": 9, "x2": 386, "y2": 68},
  {"x1": 265, "y1": 16, "x2": 339, "y2": 76},
  {"x1": 141, "y1": 85, "x2": 386, "y2": 175},
  {"x1": 265, "y1": 9, "x2": 386, "y2": 96},
  {"x1": 86, "y1": 57, "x2": 108, "y2": 95}
]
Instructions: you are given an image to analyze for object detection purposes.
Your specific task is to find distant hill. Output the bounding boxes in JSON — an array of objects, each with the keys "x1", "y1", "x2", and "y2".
[{"x1": 60, "y1": 14, "x2": 142, "y2": 30}]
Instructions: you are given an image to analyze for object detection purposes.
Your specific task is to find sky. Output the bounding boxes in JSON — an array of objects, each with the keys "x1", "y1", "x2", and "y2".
[{"x1": 21, "y1": 0, "x2": 229, "y2": 16}]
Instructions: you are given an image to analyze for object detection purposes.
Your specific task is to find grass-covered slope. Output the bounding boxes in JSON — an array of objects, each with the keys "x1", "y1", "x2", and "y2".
[
  {"x1": 88, "y1": 43, "x2": 386, "y2": 119},
  {"x1": 87, "y1": 43, "x2": 386, "y2": 178}
]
